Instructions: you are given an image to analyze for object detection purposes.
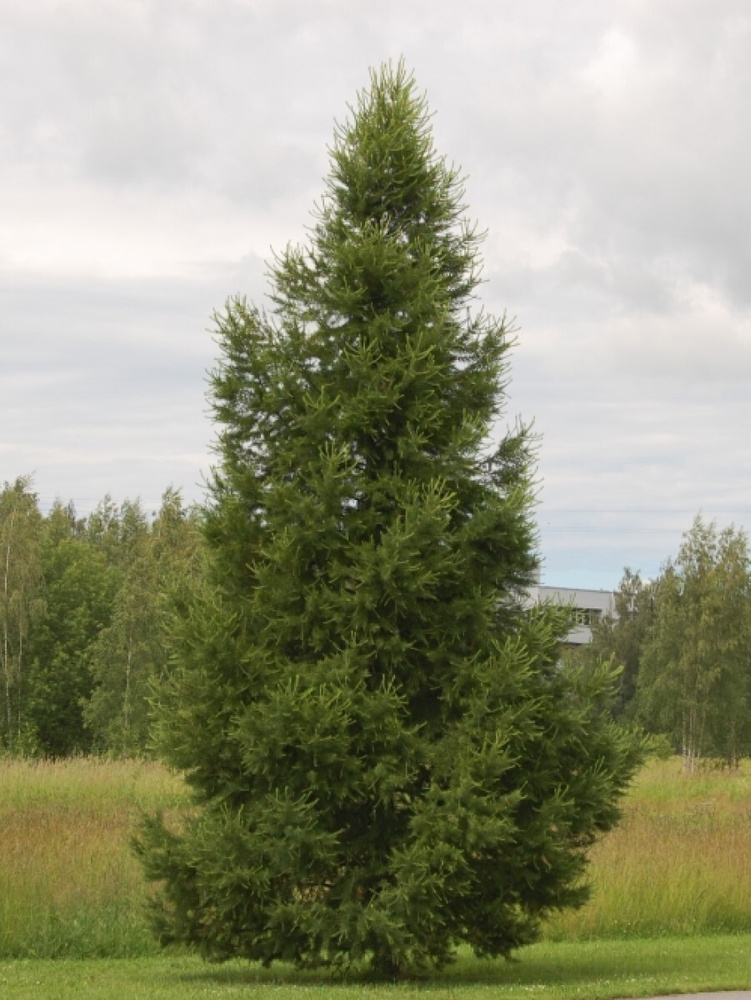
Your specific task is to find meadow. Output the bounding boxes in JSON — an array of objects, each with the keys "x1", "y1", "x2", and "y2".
[
  {"x1": 0, "y1": 757, "x2": 188, "y2": 959},
  {"x1": 546, "y1": 757, "x2": 751, "y2": 939},
  {"x1": 1, "y1": 755, "x2": 751, "y2": 993}
]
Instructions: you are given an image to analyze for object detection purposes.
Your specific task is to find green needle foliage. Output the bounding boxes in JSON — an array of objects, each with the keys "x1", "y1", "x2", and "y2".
[{"x1": 136, "y1": 63, "x2": 641, "y2": 977}]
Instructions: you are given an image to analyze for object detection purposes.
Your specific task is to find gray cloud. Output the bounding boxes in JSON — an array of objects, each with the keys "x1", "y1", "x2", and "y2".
[{"x1": 2, "y1": 0, "x2": 750, "y2": 587}]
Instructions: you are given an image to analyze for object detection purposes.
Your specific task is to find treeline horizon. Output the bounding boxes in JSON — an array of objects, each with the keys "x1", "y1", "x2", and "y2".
[
  {"x1": 1, "y1": 474, "x2": 202, "y2": 756},
  {"x1": 2, "y1": 475, "x2": 750, "y2": 763},
  {"x1": 571, "y1": 514, "x2": 751, "y2": 769}
]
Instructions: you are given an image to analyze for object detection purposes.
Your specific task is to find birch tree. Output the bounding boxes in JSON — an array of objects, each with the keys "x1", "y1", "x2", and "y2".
[
  {"x1": 27, "y1": 500, "x2": 119, "y2": 756},
  {"x1": 637, "y1": 516, "x2": 751, "y2": 769},
  {"x1": 84, "y1": 489, "x2": 200, "y2": 755},
  {"x1": 570, "y1": 568, "x2": 656, "y2": 721},
  {"x1": 0, "y1": 476, "x2": 45, "y2": 750}
]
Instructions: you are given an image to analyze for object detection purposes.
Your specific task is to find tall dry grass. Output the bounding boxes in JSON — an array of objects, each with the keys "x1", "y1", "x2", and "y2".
[
  {"x1": 545, "y1": 757, "x2": 751, "y2": 939},
  {"x1": 0, "y1": 757, "x2": 188, "y2": 957},
  {"x1": 1, "y1": 756, "x2": 750, "y2": 957}
]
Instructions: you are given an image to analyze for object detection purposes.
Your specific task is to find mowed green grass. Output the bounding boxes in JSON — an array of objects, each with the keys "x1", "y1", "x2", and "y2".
[
  {"x1": 1, "y1": 755, "x2": 751, "y2": 994},
  {"x1": 2, "y1": 936, "x2": 751, "y2": 999}
]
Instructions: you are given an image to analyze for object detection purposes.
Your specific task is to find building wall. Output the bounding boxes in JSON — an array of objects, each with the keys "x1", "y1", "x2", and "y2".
[{"x1": 526, "y1": 585, "x2": 616, "y2": 645}]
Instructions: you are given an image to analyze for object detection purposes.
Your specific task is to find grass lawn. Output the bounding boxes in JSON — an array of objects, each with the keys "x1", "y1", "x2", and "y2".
[{"x1": 1, "y1": 936, "x2": 750, "y2": 999}]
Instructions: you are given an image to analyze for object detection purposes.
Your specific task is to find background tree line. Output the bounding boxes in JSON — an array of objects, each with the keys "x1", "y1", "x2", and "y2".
[
  {"x1": 571, "y1": 515, "x2": 751, "y2": 769},
  {"x1": 0, "y1": 475, "x2": 201, "y2": 757},
  {"x1": 3, "y1": 472, "x2": 749, "y2": 766}
]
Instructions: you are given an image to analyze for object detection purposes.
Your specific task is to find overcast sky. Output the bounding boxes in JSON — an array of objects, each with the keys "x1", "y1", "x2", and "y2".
[{"x1": 2, "y1": 0, "x2": 750, "y2": 589}]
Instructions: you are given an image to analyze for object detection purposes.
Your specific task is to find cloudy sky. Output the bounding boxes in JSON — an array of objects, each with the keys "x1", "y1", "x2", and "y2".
[{"x1": 2, "y1": 0, "x2": 750, "y2": 589}]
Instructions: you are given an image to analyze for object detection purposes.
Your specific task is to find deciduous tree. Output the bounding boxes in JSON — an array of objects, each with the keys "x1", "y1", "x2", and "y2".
[
  {"x1": 27, "y1": 500, "x2": 117, "y2": 756},
  {"x1": 637, "y1": 516, "x2": 751, "y2": 769},
  {"x1": 84, "y1": 490, "x2": 200, "y2": 756},
  {"x1": 0, "y1": 476, "x2": 44, "y2": 750},
  {"x1": 570, "y1": 568, "x2": 656, "y2": 721}
]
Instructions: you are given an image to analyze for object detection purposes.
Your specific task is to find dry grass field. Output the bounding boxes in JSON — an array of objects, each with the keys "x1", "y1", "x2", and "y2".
[
  {"x1": 0, "y1": 757, "x2": 188, "y2": 957},
  {"x1": 545, "y1": 756, "x2": 751, "y2": 939},
  {"x1": 1, "y1": 755, "x2": 750, "y2": 958}
]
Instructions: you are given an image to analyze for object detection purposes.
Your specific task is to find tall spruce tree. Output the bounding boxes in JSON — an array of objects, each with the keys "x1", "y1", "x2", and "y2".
[{"x1": 137, "y1": 63, "x2": 640, "y2": 975}]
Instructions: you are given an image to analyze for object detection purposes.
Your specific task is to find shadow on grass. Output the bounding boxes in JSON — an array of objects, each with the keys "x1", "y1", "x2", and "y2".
[{"x1": 170, "y1": 937, "x2": 706, "y2": 990}]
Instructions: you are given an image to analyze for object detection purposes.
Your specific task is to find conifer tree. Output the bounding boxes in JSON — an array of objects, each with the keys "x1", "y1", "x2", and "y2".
[{"x1": 137, "y1": 63, "x2": 640, "y2": 975}]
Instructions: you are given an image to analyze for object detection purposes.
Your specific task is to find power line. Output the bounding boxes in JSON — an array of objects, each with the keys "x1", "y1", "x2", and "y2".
[{"x1": 541, "y1": 507, "x2": 751, "y2": 515}]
